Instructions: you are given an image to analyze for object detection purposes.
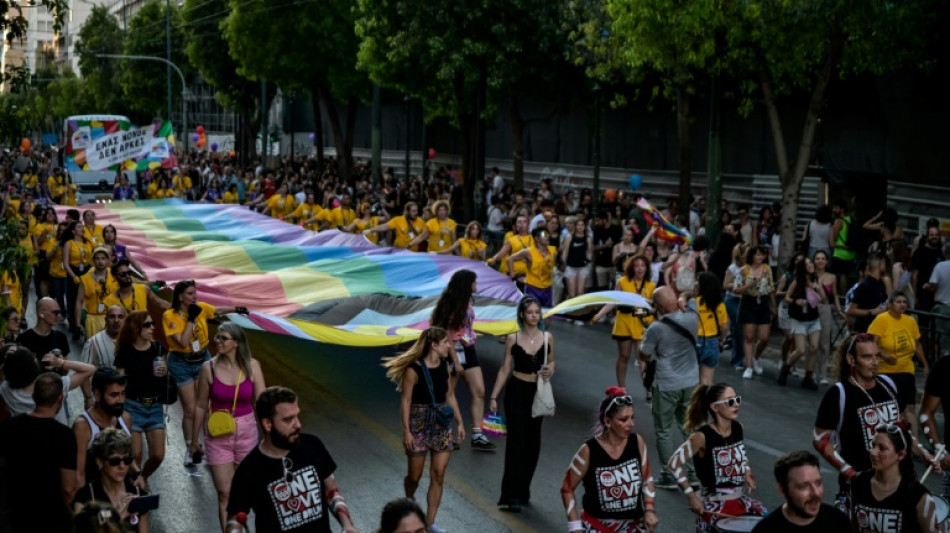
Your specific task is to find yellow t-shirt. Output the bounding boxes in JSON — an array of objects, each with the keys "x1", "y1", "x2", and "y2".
[
  {"x1": 292, "y1": 204, "x2": 323, "y2": 230},
  {"x1": 696, "y1": 297, "x2": 729, "y2": 339},
  {"x1": 868, "y1": 312, "x2": 920, "y2": 375},
  {"x1": 33, "y1": 223, "x2": 58, "y2": 254},
  {"x1": 157, "y1": 189, "x2": 176, "y2": 199},
  {"x1": 163, "y1": 301, "x2": 216, "y2": 352},
  {"x1": 504, "y1": 233, "x2": 534, "y2": 276},
  {"x1": 389, "y1": 216, "x2": 426, "y2": 250},
  {"x1": 2, "y1": 272, "x2": 22, "y2": 315},
  {"x1": 21, "y1": 173, "x2": 38, "y2": 190},
  {"x1": 84, "y1": 224, "x2": 105, "y2": 246},
  {"x1": 64, "y1": 187, "x2": 78, "y2": 206},
  {"x1": 354, "y1": 217, "x2": 380, "y2": 243},
  {"x1": 79, "y1": 271, "x2": 120, "y2": 315},
  {"x1": 618, "y1": 277, "x2": 655, "y2": 319},
  {"x1": 426, "y1": 218, "x2": 457, "y2": 252},
  {"x1": 147, "y1": 182, "x2": 158, "y2": 199},
  {"x1": 329, "y1": 207, "x2": 356, "y2": 229},
  {"x1": 266, "y1": 194, "x2": 298, "y2": 219},
  {"x1": 525, "y1": 246, "x2": 557, "y2": 289},
  {"x1": 47, "y1": 176, "x2": 66, "y2": 200},
  {"x1": 65, "y1": 240, "x2": 93, "y2": 268},
  {"x1": 172, "y1": 175, "x2": 192, "y2": 194},
  {"x1": 223, "y1": 191, "x2": 240, "y2": 204},
  {"x1": 103, "y1": 284, "x2": 149, "y2": 313},
  {"x1": 48, "y1": 247, "x2": 66, "y2": 278},
  {"x1": 459, "y1": 238, "x2": 486, "y2": 260}
]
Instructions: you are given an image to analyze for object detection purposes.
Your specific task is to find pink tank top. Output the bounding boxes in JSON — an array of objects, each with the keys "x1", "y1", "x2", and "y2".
[{"x1": 209, "y1": 361, "x2": 254, "y2": 417}]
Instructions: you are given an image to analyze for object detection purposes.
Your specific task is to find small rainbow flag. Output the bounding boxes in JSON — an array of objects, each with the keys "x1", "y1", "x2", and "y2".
[{"x1": 636, "y1": 198, "x2": 692, "y2": 246}]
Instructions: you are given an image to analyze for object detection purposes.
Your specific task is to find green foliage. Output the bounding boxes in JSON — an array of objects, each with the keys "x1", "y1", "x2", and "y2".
[
  {"x1": 119, "y1": 0, "x2": 191, "y2": 120},
  {"x1": 75, "y1": 5, "x2": 127, "y2": 114},
  {"x1": 0, "y1": 217, "x2": 31, "y2": 290},
  {"x1": 1, "y1": 0, "x2": 68, "y2": 45},
  {"x1": 182, "y1": 0, "x2": 257, "y2": 115}
]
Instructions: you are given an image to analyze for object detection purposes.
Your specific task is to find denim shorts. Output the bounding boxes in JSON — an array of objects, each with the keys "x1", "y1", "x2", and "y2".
[
  {"x1": 696, "y1": 336, "x2": 720, "y2": 368},
  {"x1": 167, "y1": 349, "x2": 209, "y2": 386},
  {"x1": 125, "y1": 399, "x2": 166, "y2": 432},
  {"x1": 790, "y1": 318, "x2": 821, "y2": 336}
]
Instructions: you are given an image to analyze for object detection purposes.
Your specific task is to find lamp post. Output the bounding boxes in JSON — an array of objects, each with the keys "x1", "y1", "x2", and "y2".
[{"x1": 97, "y1": 53, "x2": 188, "y2": 152}]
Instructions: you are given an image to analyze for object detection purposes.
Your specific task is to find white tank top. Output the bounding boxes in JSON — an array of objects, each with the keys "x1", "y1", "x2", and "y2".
[{"x1": 79, "y1": 410, "x2": 131, "y2": 449}]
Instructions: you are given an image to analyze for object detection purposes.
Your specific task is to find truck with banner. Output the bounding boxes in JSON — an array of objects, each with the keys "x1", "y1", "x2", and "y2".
[{"x1": 63, "y1": 115, "x2": 177, "y2": 203}]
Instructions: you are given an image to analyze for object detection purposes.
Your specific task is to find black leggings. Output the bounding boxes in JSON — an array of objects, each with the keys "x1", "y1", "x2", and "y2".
[{"x1": 500, "y1": 376, "x2": 543, "y2": 505}]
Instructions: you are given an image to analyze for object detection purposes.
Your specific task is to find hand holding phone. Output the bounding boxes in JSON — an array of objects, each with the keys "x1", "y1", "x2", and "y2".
[{"x1": 128, "y1": 494, "x2": 160, "y2": 514}]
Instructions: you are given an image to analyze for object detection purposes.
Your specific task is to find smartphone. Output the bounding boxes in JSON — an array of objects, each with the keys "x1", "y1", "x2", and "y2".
[{"x1": 128, "y1": 494, "x2": 160, "y2": 514}]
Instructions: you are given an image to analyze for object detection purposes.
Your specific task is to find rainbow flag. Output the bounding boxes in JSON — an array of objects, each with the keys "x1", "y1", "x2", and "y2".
[
  {"x1": 636, "y1": 197, "x2": 692, "y2": 245},
  {"x1": 61, "y1": 200, "x2": 652, "y2": 346}
]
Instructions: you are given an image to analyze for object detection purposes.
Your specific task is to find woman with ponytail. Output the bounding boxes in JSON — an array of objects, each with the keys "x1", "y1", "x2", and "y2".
[
  {"x1": 382, "y1": 327, "x2": 463, "y2": 533},
  {"x1": 561, "y1": 387, "x2": 658, "y2": 533},
  {"x1": 667, "y1": 383, "x2": 765, "y2": 533}
]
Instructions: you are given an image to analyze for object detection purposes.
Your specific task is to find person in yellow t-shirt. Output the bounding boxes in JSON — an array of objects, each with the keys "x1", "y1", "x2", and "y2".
[
  {"x1": 592, "y1": 255, "x2": 656, "y2": 392},
  {"x1": 291, "y1": 192, "x2": 323, "y2": 230},
  {"x1": 47, "y1": 171, "x2": 67, "y2": 203},
  {"x1": 147, "y1": 179, "x2": 159, "y2": 199},
  {"x1": 21, "y1": 172, "x2": 38, "y2": 190},
  {"x1": 172, "y1": 172, "x2": 192, "y2": 197},
  {"x1": 507, "y1": 227, "x2": 556, "y2": 309},
  {"x1": 102, "y1": 260, "x2": 169, "y2": 313},
  {"x1": 868, "y1": 290, "x2": 928, "y2": 437},
  {"x1": 82, "y1": 210, "x2": 105, "y2": 246},
  {"x1": 264, "y1": 183, "x2": 297, "y2": 220},
  {"x1": 488, "y1": 215, "x2": 533, "y2": 280},
  {"x1": 163, "y1": 280, "x2": 243, "y2": 459},
  {"x1": 694, "y1": 272, "x2": 729, "y2": 386},
  {"x1": 344, "y1": 203, "x2": 383, "y2": 242},
  {"x1": 75, "y1": 247, "x2": 119, "y2": 337},
  {"x1": 64, "y1": 183, "x2": 78, "y2": 206},
  {"x1": 441, "y1": 221, "x2": 487, "y2": 261},
  {"x1": 1, "y1": 271, "x2": 23, "y2": 316},
  {"x1": 364, "y1": 202, "x2": 425, "y2": 250},
  {"x1": 223, "y1": 183, "x2": 240, "y2": 204},
  {"x1": 33, "y1": 207, "x2": 59, "y2": 298},
  {"x1": 327, "y1": 193, "x2": 357, "y2": 230},
  {"x1": 413, "y1": 200, "x2": 457, "y2": 253},
  {"x1": 62, "y1": 221, "x2": 93, "y2": 333}
]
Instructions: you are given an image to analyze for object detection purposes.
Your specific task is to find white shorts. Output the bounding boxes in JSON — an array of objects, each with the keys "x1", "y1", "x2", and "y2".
[
  {"x1": 790, "y1": 318, "x2": 821, "y2": 336},
  {"x1": 565, "y1": 265, "x2": 590, "y2": 280}
]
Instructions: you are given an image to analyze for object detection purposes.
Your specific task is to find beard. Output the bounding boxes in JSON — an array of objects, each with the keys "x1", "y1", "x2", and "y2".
[
  {"x1": 269, "y1": 426, "x2": 301, "y2": 451},
  {"x1": 786, "y1": 496, "x2": 821, "y2": 519},
  {"x1": 101, "y1": 401, "x2": 125, "y2": 418}
]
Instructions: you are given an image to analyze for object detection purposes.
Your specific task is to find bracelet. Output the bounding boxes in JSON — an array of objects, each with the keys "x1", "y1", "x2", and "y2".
[
  {"x1": 683, "y1": 486, "x2": 694, "y2": 495},
  {"x1": 567, "y1": 520, "x2": 583, "y2": 532}
]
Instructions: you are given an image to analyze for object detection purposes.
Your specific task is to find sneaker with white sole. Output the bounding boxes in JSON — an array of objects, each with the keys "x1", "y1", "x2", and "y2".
[
  {"x1": 753, "y1": 359, "x2": 763, "y2": 375},
  {"x1": 471, "y1": 433, "x2": 497, "y2": 451},
  {"x1": 742, "y1": 368, "x2": 754, "y2": 379}
]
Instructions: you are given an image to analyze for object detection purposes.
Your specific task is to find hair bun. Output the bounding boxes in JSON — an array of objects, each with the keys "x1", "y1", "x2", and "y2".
[{"x1": 605, "y1": 386, "x2": 628, "y2": 397}]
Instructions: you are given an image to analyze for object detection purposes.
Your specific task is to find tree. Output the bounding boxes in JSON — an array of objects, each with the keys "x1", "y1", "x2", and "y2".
[
  {"x1": 119, "y1": 0, "x2": 190, "y2": 123},
  {"x1": 182, "y1": 0, "x2": 262, "y2": 158},
  {"x1": 223, "y1": 0, "x2": 368, "y2": 175},
  {"x1": 356, "y1": 0, "x2": 576, "y2": 220},
  {"x1": 74, "y1": 5, "x2": 127, "y2": 114},
  {"x1": 729, "y1": 0, "x2": 938, "y2": 270}
]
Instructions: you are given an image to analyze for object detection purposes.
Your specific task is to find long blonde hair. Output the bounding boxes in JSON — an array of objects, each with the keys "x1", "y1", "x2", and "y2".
[{"x1": 382, "y1": 327, "x2": 448, "y2": 391}]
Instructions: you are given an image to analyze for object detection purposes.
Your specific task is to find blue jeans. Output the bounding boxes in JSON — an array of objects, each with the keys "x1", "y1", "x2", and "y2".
[
  {"x1": 725, "y1": 294, "x2": 744, "y2": 366},
  {"x1": 652, "y1": 385, "x2": 695, "y2": 478}
]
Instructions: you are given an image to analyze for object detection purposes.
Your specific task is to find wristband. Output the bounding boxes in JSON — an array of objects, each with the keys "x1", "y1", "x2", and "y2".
[
  {"x1": 683, "y1": 486, "x2": 694, "y2": 495},
  {"x1": 567, "y1": 520, "x2": 583, "y2": 532}
]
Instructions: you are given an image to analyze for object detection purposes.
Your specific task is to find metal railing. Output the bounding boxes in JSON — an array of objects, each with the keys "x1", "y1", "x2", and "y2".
[{"x1": 907, "y1": 308, "x2": 950, "y2": 365}]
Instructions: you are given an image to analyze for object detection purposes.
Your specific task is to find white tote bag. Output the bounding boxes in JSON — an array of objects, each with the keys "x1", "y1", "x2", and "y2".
[{"x1": 531, "y1": 332, "x2": 555, "y2": 418}]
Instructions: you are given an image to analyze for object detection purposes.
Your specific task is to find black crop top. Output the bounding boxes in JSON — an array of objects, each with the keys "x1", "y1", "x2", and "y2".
[
  {"x1": 409, "y1": 360, "x2": 449, "y2": 405},
  {"x1": 511, "y1": 332, "x2": 549, "y2": 374}
]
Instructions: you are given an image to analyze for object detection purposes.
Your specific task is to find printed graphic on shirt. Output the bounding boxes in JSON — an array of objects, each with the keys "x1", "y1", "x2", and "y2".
[
  {"x1": 857, "y1": 400, "x2": 900, "y2": 451},
  {"x1": 890, "y1": 329, "x2": 912, "y2": 356},
  {"x1": 711, "y1": 442, "x2": 748, "y2": 486},
  {"x1": 595, "y1": 459, "x2": 642, "y2": 513},
  {"x1": 854, "y1": 505, "x2": 903, "y2": 533},
  {"x1": 266, "y1": 465, "x2": 324, "y2": 531}
]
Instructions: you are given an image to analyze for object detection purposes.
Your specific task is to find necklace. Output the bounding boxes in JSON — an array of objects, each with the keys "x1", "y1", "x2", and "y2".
[
  {"x1": 524, "y1": 329, "x2": 542, "y2": 344},
  {"x1": 849, "y1": 376, "x2": 878, "y2": 404}
]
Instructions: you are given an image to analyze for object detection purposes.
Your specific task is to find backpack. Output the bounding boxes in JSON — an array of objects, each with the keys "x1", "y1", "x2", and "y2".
[
  {"x1": 674, "y1": 255, "x2": 696, "y2": 293},
  {"x1": 832, "y1": 376, "x2": 897, "y2": 447}
]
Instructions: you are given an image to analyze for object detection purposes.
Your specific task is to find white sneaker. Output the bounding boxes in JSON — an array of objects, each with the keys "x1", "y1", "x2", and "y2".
[
  {"x1": 742, "y1": 368, "x2": 754, "y2": 379},
  {"x1": 753, "y1": 360, "x2": 763, "y2": 375}
]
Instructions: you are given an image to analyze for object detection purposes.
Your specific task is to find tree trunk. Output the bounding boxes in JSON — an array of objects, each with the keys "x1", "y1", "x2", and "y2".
[
  {"x1": 316, "y1": 84, "x2": 354, "y2": 182},
  {"x1": 459, "y1": 111, "x2": 476, "y2": 223},
  {"x1": 675, "y1": 84, "x2": 692, "y2": 223},
  {"x1": 767, "y1": 37, "x2": 842, "y2": 272},
  {"x1": 309, "y1": 90, "x2": 325, "y2": 175},
  {"x1": 343, "y1": 97, "x2": 358, "y2": 182},
  {"x1": 510, "y1": 96, "x2": 525, "y2": 190},
  {"x1": 706, "y1": 74, "x2": 723, "y2": 247}
]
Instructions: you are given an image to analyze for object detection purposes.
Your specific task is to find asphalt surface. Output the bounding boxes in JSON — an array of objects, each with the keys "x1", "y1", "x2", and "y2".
[{"x1": 54, "y1": 315, "x2": 944, "y2": 532}]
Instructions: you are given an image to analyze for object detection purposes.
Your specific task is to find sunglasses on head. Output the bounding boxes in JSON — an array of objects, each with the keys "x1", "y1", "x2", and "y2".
[
  {"x1": 105, "y1": 455, "x2": 134, "y2": 467},
  {"x1": 179, "y1": 279, "x2": 196, "y2": 288},
  {"x1": 847, "y1": 333, "x2": 876, "y2": 355},
  {"x1": 875, "y1": 423, "x2": 907, "y2": 450},
  {"x1": 712, "y1": 396, "x2": 742, "y2": 408},
  {"x1": 606, "y1": 395, "x2": 634, "y2": 413}
]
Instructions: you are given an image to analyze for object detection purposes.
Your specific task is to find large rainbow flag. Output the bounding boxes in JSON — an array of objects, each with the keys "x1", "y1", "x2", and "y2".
[{"x1": 67, "y1": 200, "x2": 651, "y2": 347}]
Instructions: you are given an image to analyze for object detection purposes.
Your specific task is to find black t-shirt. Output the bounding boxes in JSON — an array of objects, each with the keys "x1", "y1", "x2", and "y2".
[
  {"x1": 593, "y1": 225, "x2": 621, "y2": 268},
  {"x1": 912, "y1": 244, "x2": 942, "y2": 306},
  {"x1": 114, "y1": 342, "x2": 165, "y2": 399},
  {"x1": 694, "y1": 421, "x2": 748, "y2": 490},
  {"x1": 74, "y1": 478, "x2": 144, "y2": 527},
  {"x1": 228, "y1": 434, "x2": 337, "y2": 532},
  {"x1": 851, "y1": 277, "x2": 888, "y2": 332},
  {"x1": 850, "y1": 470, "x2": 928, "y2": 533},
  {"x1": 751, "y1": 503, "x2": 850, "y2": 532},
  {"x1": 0, "y1": 413, "x2": 77, "y2": 531},
  {"x1": 408, "y1": 360, "x2": 449, "y2": 405},
  {"x1": 581, "y1": 435, "x2": 645, "y2": 520},
  {"x1": 924, "y1": 356, "x2": 950, "y2": 444},
  {"x1": 814, "y1": 378, "x2": 903, "y2": 472},
  {"x1": 16, "y1": 328, "x2": 70, "y2": 362}
]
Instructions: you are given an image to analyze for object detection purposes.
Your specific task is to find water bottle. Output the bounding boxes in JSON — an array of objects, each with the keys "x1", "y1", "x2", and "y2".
[{"x1": 153, "y1": 356, "x2": 164, "y2": 377}]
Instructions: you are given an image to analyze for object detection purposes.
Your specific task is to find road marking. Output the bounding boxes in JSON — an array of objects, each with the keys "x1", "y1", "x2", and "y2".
[{"x1": 261, "y1": 349, "x2": 539, "y2": 533}]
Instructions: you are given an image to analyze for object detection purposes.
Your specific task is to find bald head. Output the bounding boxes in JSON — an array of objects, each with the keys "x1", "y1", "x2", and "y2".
[
  {"x1": 35, "y1": 297, "x2": 61, "y2": 328},
  {"x1": 36, "y1": 297, "x2": 57, "y2": 317},
  {"x1": 653, "y1": 287, "x2": 677, "y2": 314}
]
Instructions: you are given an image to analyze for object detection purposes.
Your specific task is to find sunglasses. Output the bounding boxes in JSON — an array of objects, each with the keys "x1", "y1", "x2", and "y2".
[
  {"x1": 115, "y1": 271, "x2": 131, "y2": 278},
  {"x1": 179, "y1": 279, "x2": 196, "y2": 288},
  {"x1": 711, "y1": 396, "x2": 742, "y2": 408},
  {"x1": 875, "y1": 423, "x2": 907, "y2": 450},
  {"x1": 105, "y1": 455, "x2": 134, "y2": 467},
  {"x1": 214, "y1": 334, "x2": 233, "y2": 342},
  {"x1": 606, "y1": 395, "x2": 634, "y2": 413},
  {"x1": 142, "y1": 321, "x2": 155, "y2": 328},
  {"x1": 282, "y1": 456, "x2": 294, "y2": 483},
  {"x1": 847, "y1": 333, "x2": 876, "y2": 355}
]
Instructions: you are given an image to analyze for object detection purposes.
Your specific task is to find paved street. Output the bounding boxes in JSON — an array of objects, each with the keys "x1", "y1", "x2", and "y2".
[{"x1": 60, "y1": 316, "x2": 943, "y2": 532}]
